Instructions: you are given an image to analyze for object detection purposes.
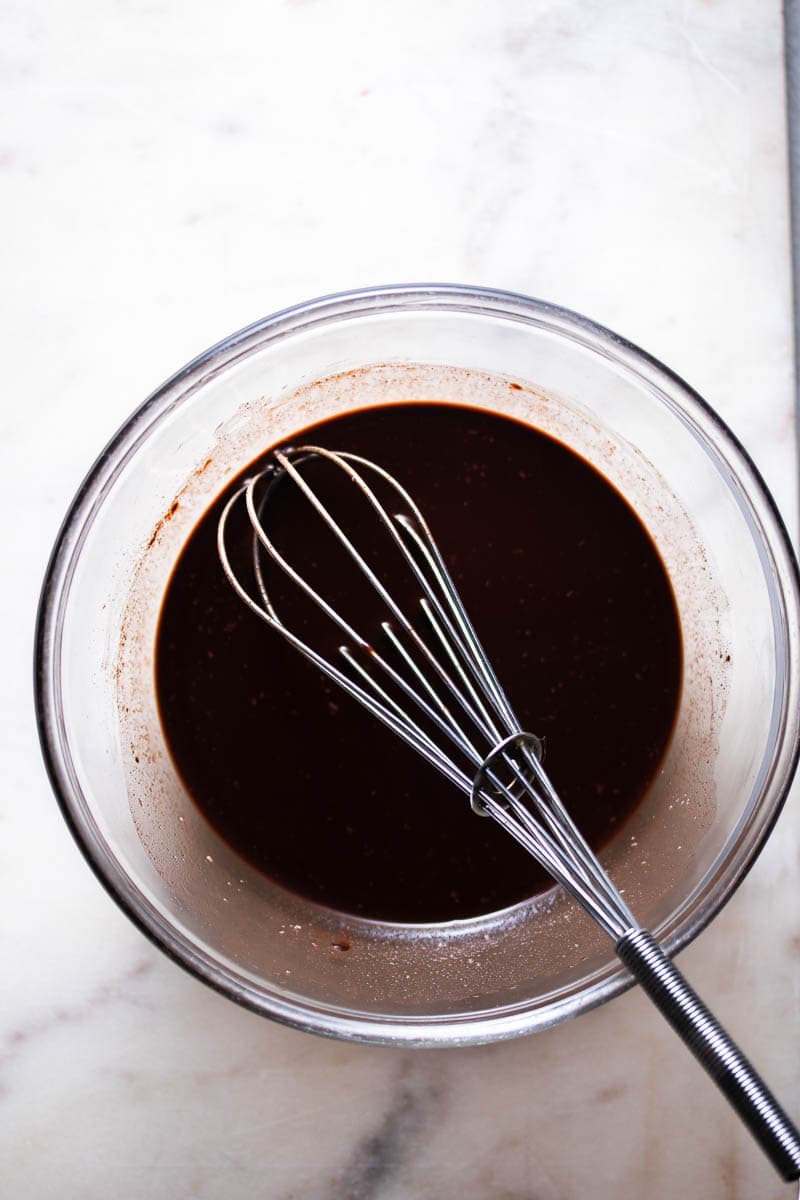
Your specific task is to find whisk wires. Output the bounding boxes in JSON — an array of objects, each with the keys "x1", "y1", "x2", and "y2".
[{"x1": 217, "y1": 446, "x2": 636, "y2": 940}]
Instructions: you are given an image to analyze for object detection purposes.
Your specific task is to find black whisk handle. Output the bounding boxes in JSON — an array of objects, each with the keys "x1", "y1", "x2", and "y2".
[{"x1": 616, "y1": 928, "x2": 800, "y2": 1181}]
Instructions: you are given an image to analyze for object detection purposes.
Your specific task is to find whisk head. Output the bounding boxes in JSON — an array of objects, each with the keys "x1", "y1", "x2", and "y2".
[{"x1": 217, "y1": 446, "x2": 636, "y2": 940}]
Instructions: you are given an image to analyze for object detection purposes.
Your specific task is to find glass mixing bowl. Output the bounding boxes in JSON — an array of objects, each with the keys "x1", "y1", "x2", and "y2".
[{"x1": 35, "y1": 285, "x2": 800, "y2": 1045}]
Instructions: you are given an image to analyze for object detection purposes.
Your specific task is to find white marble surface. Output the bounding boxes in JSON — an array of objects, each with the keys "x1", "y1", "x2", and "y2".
[{"x1": 3, "y1": 1, "x2": 799, "y2": 1196}]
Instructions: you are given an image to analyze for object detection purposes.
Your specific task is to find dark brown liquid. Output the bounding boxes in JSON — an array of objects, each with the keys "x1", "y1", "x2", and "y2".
[{"x1": 155, "y1": 402, "x2": 682, "y2": 922}]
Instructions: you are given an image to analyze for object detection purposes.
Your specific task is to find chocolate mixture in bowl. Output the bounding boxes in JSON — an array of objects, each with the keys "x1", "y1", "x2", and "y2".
[{"x1": 155, "y1": 401, "x2": 682, "y2": 923}]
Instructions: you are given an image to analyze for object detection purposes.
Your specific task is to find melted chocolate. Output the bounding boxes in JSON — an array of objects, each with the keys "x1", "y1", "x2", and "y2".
[{"x1": 155, "y1": 402, "x2": 682, "y2": 922}]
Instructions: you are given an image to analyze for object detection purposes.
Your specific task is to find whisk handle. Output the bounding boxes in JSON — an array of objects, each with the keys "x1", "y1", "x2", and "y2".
[{"x1": 617, "y1": 928, "x2": 800, "y2": 1181}]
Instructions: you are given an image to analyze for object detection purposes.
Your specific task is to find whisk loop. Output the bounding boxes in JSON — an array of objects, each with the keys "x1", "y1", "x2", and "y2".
[
  {"x1": 218, "y1": 444, "x2": 800, "y2": 1181},
  {"x1": 218, "y1": 446, "x2": 635, "y2": 940}
]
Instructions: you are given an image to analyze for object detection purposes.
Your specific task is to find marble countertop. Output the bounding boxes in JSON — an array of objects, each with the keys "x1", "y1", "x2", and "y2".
[{"x1": 4, "y1": 2, "x2": 799, "y2": 1197}]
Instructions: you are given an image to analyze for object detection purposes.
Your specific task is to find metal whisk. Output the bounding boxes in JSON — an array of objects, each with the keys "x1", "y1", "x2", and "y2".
[{"x1": 218, "y1": 445, "x2": 800, "y2": 1182}]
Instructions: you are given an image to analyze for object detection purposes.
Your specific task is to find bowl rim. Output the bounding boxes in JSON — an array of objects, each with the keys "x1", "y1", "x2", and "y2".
[{"x1": 34, "y1": 282, "x2": 800, "y2": 1045}]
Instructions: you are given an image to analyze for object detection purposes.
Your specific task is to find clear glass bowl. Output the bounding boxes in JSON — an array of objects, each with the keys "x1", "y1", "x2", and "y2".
[{"x1": 35, "y1": 285, "x2": 800, "y2": 1045}]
